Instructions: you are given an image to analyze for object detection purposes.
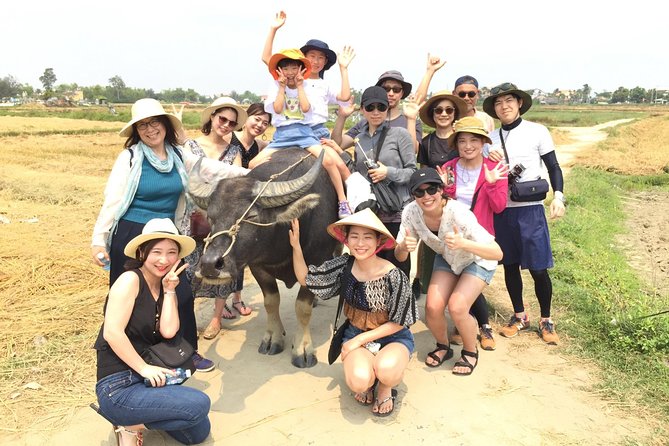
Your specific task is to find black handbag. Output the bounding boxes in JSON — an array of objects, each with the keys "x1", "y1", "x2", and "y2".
[
  {"x1": 357, "y1": 128, "x2": 404, "y2": 214},
  {"x1": 499, "y1": 129, "x2": 549, "y2": 202},
  {"x1": 141, "y1": 335, "x2": 196, "y2": 374},
  {"x1": 327, "y1": 257, "x2": 355, "y2": 364}
]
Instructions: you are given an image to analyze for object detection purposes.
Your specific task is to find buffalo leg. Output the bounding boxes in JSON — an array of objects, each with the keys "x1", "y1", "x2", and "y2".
[
  {"x1": 292, "y1": 287, "x2": 317, "y2": 368},
  {"x1": 251, "y1": 268, "x2": 285, "y2": 356}
]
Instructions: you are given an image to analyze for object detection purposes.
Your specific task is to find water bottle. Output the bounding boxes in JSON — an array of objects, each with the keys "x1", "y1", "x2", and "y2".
[
  {"x1": 96, "y1": 252, "x2": 110, "y2": 271},
  {"x1": 144, "y1": 368, "x2": 191, "y2": 387}
]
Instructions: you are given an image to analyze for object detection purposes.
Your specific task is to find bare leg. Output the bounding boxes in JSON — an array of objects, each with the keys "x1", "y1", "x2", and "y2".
[
  {"x1": 424, "y1": 270, "x2": 457, "y2": 366},
  {"x1": 306, "y1": 145, "x2": 347, "y2": 202},
  {"x1": 372, "y1": 342, "x2": 410, "y2": 415},
  {"x1": 448, "y1": 274, "x2": 488, "y2": 374}
]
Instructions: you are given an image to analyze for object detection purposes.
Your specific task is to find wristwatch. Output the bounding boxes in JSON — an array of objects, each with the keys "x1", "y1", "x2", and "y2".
[{"x1": 554, "y1": 191, "x2": 566, "y2": 205}]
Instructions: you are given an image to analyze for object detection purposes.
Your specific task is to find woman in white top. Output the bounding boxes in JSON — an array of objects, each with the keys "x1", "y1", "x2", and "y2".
[{"x1": 394, "y1": 167, "x2": 502, "y2": 375}]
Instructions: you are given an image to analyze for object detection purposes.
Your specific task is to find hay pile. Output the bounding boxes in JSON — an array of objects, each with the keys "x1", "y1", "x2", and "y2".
[{"x1": 0, "y1": 130, "x2": 119, "y2": 433}]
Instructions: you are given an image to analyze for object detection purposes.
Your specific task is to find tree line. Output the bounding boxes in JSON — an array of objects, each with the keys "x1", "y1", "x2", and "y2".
[{"x1": 0, "y1": 68, "x2": 665, "y2": 106}]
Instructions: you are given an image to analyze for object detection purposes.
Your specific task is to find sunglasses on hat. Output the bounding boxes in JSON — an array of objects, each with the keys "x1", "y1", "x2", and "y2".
[{"x1": 490, "y1": 82, "x2": 516, "y2": 95}]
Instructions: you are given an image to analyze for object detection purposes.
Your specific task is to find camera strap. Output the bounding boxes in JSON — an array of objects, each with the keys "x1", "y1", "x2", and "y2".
[
  {"x1": 498, "y1": 128, "x2": 511, "y2": 165},
  {"x1": 372, "y1": 127, "x2": 390, "y2": 163}
]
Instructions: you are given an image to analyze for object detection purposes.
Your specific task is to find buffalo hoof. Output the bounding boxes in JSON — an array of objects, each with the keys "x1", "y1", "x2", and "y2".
[
  {"x1": 258, "y1": 339, "x2": 284, "y2": 356},
  {"x1": 291, "y1": 352, "x2": 317, "y2": 368}
]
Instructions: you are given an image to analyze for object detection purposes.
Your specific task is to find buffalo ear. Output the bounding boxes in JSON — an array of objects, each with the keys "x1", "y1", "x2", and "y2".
[
  {"x1": 273, "y1": 193, "x2": 321, "y2": 223},
  {"x1": 187, "y1": 157, "x2": 219, "y2": 210}
]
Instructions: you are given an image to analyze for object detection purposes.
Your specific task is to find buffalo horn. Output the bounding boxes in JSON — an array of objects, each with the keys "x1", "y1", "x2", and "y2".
[
  {"x1": 253, "y1": 150, "x2": 324, "y2": 208},
  {"x1": 187, "y1": 157, "x2": 219, "y2": 210}
]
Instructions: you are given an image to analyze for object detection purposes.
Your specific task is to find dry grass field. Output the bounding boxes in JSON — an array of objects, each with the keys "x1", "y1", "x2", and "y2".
[{"x1": 0, "y1": 111, "x2": 668, "y2": 435}]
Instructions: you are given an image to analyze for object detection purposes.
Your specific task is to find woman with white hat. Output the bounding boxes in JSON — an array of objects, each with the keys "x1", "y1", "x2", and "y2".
[
  {"x1": 94, "y1": 218, "x2": 210, "y2": 445},
  {"x1": 182, "y1": 97, "x2": 254, "y2": 332},
  {"x1": 90, "y1": 98, "x2": 248, "y2": 373},
  {"x1": 289, "y1": 209, "x2": 418, "y2": 417}
]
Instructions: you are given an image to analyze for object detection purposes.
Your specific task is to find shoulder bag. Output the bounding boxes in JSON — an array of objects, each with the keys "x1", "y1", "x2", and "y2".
[
  {"x1": 499, "y1": 129, "x2": 549, "y2": 202},
  {"x1": 327, "y1": 257, "x2": 355, "y2": 365}
]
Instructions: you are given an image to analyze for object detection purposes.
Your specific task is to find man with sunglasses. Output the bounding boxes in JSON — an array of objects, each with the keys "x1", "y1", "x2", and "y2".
[
  {"x1": 483, "y1": 82, "x2": 565, "y2": 346},
  {"x1": 331, "y1": 70, "x2": 422, "y2": 152},
  {"x1": 453, "y1": 75, "x2": 495, "y2": 133}
]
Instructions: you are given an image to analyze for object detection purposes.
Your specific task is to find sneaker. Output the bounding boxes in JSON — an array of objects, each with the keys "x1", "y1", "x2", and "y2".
[
  {"x1": 478, "y1": 324, "x2": 496, "y2": 351},
  {"x1": 450, "y1": 327, "x2": 463, "y2": 345},
  {"x1": 192, "y1": 352, "x2": 215, "y2": 372},
  {"x1": 500, "y1": 315, "x2": 530, "y2": 338},
  {"x1": 338, "y1": 201, "x2": 352, "y2": 218},
  {"x1": 539, "y1": 319, "x2": 560, "y2": 345}
]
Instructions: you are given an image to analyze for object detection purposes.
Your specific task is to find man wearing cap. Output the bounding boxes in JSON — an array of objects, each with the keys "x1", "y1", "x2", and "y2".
[
  {"x1": 484, "y1": 82, "x2": 565, "y2": 345},
  {"x1": 332, "y1": 70, "x2": 422, "y2": 152},
  {"x1": 453, "y1": 75, "x2": 495, "y2": 133}
]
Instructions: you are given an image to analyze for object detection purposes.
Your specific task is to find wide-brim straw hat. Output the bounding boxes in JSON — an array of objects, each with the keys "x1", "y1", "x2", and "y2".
[
  {"x1": 327, "y1": 208, "x2": 396, "y2": 251},
  {"x1": 447, "y1": 116, "x2": 493, "y2": 147},
  {"x1": 268, "y1": 49, "x2": 312, "y2": 81},
  {"x1": 482, "y1": 82, "x2": 533, "y2": 119},
  {"x1": 119, "y1": 98, "x2": 183, "y2": 137},
  {"x1": 200, "y1": 97, "x2": 248, "y2": 130},
  {"x1": 418, "y1": 90, "x2": 468, "y2": 128},
  {"x1": 124, "y1": 218, "x2": 196, "y2": 260}
]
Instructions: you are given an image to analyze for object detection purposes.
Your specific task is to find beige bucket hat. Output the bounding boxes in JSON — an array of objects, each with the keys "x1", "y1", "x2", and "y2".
[
  {"x1": 124, "y1": 218, "x2": 196, "y2": 260},
  {"x1": 418, "y1": 90, "x2": 468, "y2": 128},
  {"x1": 447, "y1": 116, "x2": 493, "y2": 147},
  {"x1": 200, "y1": 97, "x2": 248, "y2": 130},
  {"x1": 119, "y1": 98, "x2": 183, "y2": 137}
]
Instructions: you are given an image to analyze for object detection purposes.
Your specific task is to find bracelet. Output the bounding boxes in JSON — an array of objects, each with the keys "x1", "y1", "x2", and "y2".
[{"x1": 165, "y1": 291, "x2": 176, "y2": 295}]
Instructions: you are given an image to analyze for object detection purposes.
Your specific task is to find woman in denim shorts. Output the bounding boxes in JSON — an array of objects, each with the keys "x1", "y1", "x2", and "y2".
[{"x1": 395, "y1": 168, "x2": 502, "y2": 376}]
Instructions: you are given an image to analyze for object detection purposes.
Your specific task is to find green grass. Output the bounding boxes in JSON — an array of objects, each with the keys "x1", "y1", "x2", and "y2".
[
  {"x1": 524, "y1": 105, "x2": 648, "y2": 127},
  {"x1": 550, "y1": 167, "x2": 669, "y2": 419}
]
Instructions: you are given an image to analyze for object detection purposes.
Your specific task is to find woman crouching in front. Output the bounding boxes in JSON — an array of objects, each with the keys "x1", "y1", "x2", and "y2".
[
  {"x1": 94, "y1": 218, "x2": 210, "y2": 445},
  {"x1": 289, "y1": 209, "x2": 418, "y2": 417},
  {"x1": 394, "y1": 168, "x2": 502, "y2": 376}
]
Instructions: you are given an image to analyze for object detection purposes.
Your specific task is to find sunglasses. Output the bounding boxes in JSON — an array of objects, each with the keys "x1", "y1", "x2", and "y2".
[
  {"x1": 382, "y1": 85, "x2": 403, "y2": 94},
  {"x1": 136, "y1": 118, "x2": 162, "y2": 131},
  {"x1": 433, "y1": 106, "x2": 455, "y2": 115},
  {"x1": 490, "y1": 82, "x2": 515, "y2": 95},
  {"x1": 217, "y1": 115, "x2": 238, "y2": 128},
  {"x1": 412, "y1": 184, "x2": 441, "y2": 198},
  {"x1": 457, "y1": 91, "x2": 477, "y2": 98},
  {"x1": 364, "y1": 103, "x2": 388, "y2": 112}
]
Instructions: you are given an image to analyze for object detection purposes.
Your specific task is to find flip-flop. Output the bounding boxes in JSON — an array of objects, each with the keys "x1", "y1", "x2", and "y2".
[
  {"x1": 372, "y1": 388, "x2": 397, "y2": 417},
  {"x1": 354, "y1": 379, "x2": 378, "y2": 406},
  {"x1": 231, "y1": 300, "x2": 251, "y2": 316},
  {"x1": 221, "y1": 303, "x2": 236, "y2": 320}
]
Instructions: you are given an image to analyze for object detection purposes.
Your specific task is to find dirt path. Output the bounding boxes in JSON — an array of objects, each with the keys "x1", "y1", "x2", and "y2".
[{"x1": 17, "y1": 120, "x2": 653, "y2": 446}]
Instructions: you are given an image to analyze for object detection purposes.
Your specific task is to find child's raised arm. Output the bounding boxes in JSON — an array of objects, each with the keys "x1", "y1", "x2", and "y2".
[{"x1": 261, "y1": 10, "x2": 286, "y2": 66}]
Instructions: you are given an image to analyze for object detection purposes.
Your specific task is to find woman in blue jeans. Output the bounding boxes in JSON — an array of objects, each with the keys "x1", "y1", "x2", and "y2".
[{"x1": 94, "y1": 219, "x2": 210, "y2": 445}]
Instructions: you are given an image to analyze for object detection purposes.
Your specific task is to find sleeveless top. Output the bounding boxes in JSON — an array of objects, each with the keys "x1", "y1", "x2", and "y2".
[
  {"x1": 94, "y1": 269, "x2": 164, "y2": 381},
  {"x1": 229, "y1": 132, "x2": 260, "y2": 169}
]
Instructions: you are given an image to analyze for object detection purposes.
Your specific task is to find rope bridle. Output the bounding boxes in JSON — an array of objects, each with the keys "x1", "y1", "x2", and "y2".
[{"x1": 202, "y1": 154, "x2": 312, "y2": 258}]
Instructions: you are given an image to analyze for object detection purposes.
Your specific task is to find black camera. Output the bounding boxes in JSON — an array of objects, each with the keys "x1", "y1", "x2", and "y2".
[
  {"x1": 364, "y1": 160, "x2": 379, "y2": 170},
  {"x1": 508, "y1": 163, "x2": 526, "y2": 183}
]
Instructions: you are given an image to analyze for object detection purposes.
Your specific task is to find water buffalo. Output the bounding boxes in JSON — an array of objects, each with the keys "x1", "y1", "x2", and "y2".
[{"x1": 188, "y1": 149, "x2": 338, "y2": 368}]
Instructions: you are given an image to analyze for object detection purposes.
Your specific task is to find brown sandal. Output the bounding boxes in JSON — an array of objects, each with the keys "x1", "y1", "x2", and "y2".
[{"x1": 231, "y1": 300, "x2": 251, "y2": 316}]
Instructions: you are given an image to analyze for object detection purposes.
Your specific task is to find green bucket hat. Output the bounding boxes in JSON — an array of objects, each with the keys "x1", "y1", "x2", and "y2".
[{"x1": 482, "y1": 82, "x2": 532, "y2": 119}]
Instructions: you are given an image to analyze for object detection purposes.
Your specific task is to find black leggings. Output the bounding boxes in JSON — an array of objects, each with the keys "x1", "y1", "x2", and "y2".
[
  {"x1": 470, "y1": 293, "x2": 490, "y2": 327},
  {"x1": 503, "y1": 263, "x2": 553, "y2": 318}
]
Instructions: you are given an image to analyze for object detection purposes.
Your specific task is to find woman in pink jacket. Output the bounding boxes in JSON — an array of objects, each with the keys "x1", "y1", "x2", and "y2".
[{"x1": 439, "y1": 117, "x2": 508, "y2": 351}]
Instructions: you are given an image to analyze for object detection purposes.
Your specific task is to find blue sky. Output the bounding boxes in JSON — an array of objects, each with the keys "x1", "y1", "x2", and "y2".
[{"x1": 4, "y1": 0, "x2": 666, "y2": 97}]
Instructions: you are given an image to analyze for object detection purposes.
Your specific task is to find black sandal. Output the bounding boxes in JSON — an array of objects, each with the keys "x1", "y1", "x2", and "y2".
[
  {"x1": 425, "y1": 342, "x2": 453, "y2": 368},
  {"x1": 452, "y1": 349, "x2": 479, "y2": 376}
]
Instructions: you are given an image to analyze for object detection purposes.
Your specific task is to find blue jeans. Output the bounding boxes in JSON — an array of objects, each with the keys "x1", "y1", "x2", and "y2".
[{"x1": 96, "y1": 370, "x2": 211, "y2": 445}]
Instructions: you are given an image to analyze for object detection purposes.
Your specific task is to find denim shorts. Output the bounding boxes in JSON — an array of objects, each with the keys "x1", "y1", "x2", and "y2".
[
  {"x1": 343, "y1": 323, "x2": 415, "y2": 355},
  {"x1": 433, "y1": 254, "x2": 496, "y2": 284},
  {"x1": 268, "y1": 123, "x2": 320, "y2": 149}
]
